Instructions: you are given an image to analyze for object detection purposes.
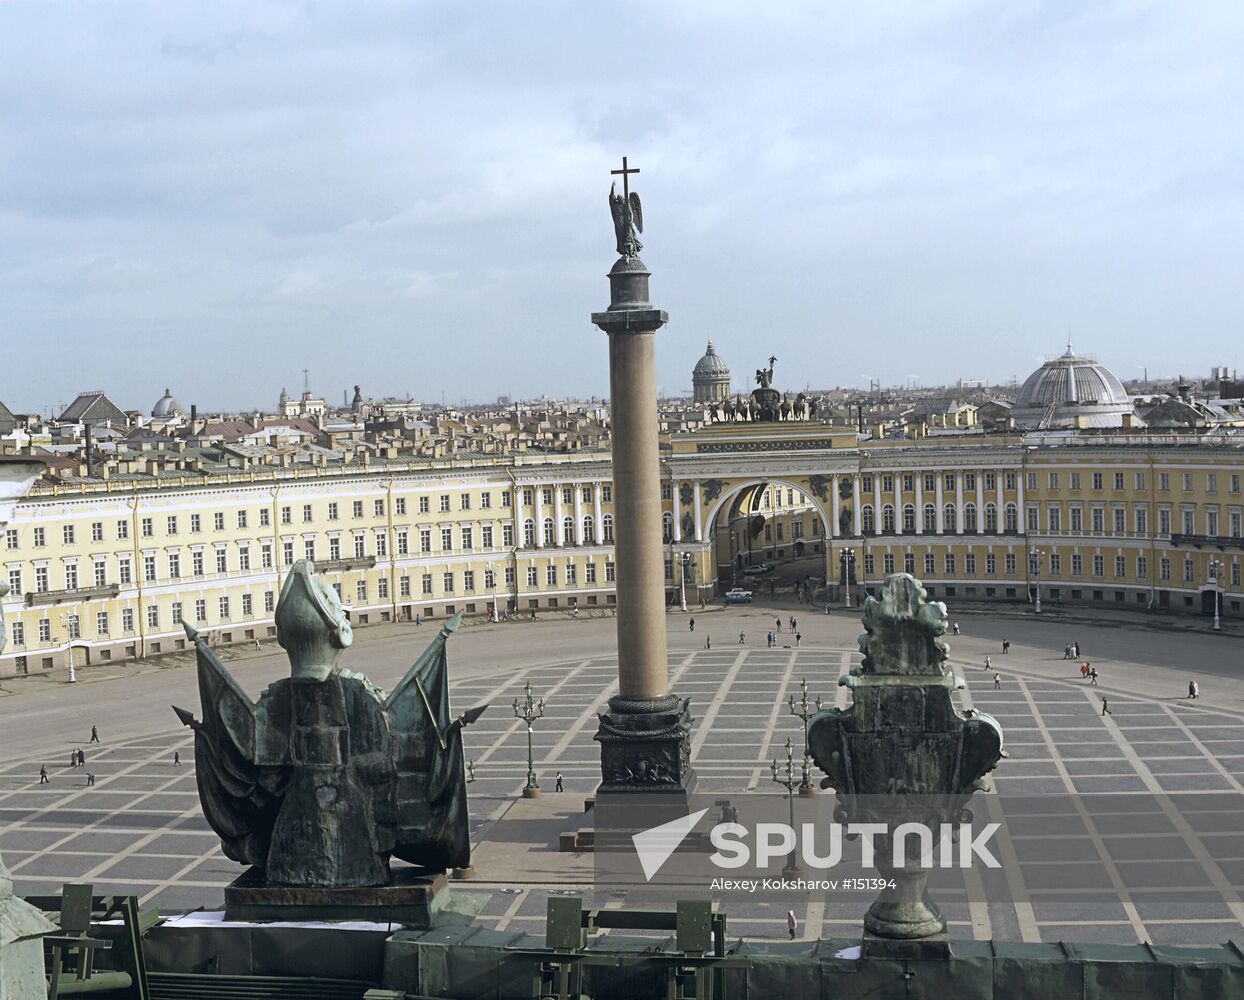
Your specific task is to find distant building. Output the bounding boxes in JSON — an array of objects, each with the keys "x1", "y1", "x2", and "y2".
[
  {"x1": 692, "y1": 340, "x2": 731, "y2": 403},
  {"x1": 0, "y1": 399, "x2": 15, "y2": 436},
  {"x1": 151, "y1": 388, "x2": 184, "y2": 420},
  {"x1": 57, "y1": 391, "x2": 128, "y2": 428},
  {"x1": 1010, "y1": 344, "x2": 1135, "y2": 429},
  {"x1": 279, "y1": 387, "x2": 326, "y2": 419}
]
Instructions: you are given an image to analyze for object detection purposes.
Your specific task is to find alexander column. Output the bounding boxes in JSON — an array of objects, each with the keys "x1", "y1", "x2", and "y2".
[{"x1": 593, "y1": 158, "x2": 696, "y2": 803}]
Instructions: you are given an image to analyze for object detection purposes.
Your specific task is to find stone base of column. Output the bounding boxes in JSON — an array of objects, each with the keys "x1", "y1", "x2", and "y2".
[{"x1": 594, "y1": 694, "x2": 697, "y2": 800}]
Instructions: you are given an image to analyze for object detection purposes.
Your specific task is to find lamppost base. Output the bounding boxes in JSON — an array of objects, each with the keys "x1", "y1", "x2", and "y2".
[
  {"x1": 522, "y1": 786, "x2": 541, "y2": 798},
  {"x1": 798, "y1": 784, "x2": 818, "y2": 797},
  {"x1": 452, "y1": 866, "x2": 476, "y2": 880},
  {"x1": 595, "y1": 693, "x2": 697, "y2": 800}
]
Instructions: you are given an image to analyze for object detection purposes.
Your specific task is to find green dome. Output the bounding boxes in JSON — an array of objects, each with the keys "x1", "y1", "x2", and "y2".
[{"x1": 693, "y1": 340, "x2": 730, "y2": 379}]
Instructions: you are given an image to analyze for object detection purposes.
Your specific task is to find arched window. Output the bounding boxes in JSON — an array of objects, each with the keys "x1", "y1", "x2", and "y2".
[
  {"x1": 582, "y1": 516, "x2": 595, "y2": 543},
  {"x1": 924, "y1": 503, "x2": 936, "y2": 532},
  {"x1": 862, "y1": 505, "x2": 876, "y2": 534},
  {"x1": 563, "y1": 516, "x2": 575, "y2": 545},
  {"x1": 602, "y1": 513, "x2": 614, "y2": 543},
  {"x1": 984, "y1": 502, "x2": 997, "y2": 532},
  {"x1": 903, "y1": 503, "x2": 916, "y2": 533},
  {"x1": 944, "y1": 504, "x2": 957, "y2": 532},
  {"x1": 543, "y1": 517, "x2": 555, "y2": 546},
  {"x1": 662, "y1": 511, "x2": 673, "y2": 543},
  {"x1": 964, "y1": 503, "x2": 977, "y2": 532},
  {"x1": 523, "y1": 518, "x2": 535, "y2": 547},
  {"x1": 1004, "y1": 503, "x2": 1018, "y2": 533},
  {"x1": 882, "y1": 504, "x2": 896, "y2": 533}
]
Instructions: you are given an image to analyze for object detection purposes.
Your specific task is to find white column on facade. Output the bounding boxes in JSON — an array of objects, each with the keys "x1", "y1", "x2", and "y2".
[
  {"x1": 1017, "y1": 469, "x2": 1026, "y2": 536},
  {"x1": 831, "y1": 476, "x2": 841, "y2": 537},
  {"x1": 853, "y1": 474, "x2": 863, "y2": 536},
  {"x1": 976, "y1": 472, "x2": 985, "y2": 535},
  {"x1": 554, "y1": 484, "x2": 565, "y2": 546},
  {"x1": 573, "y1": 483, "x2": 584, "y2": 545},
  {"x1": 915, "y1": 471, "x2": 924, "y2": 535},
  {"x1": 996, "y1": 472, "x2": 1004, "y2": 535},
  {"x1": 534, "y1": 484, "x2": 545, "y2": 548},
  {"x1": 955, "y1": 474, "x2": 964, "y2": 535},
  {"x1": 593, "y1": 484, "x2": 603, "y2": 545},
  {"x1": 671, "y1": 479, "x2": 682, "y2": 542},
  {"x1": 692, "y1": 480, "x2": 703, "y2": 542},
  {"x1": 894, "y1": 472, "x2": 903, "y2": 536},
  {"x1": 935, "y1": 473, "x2": 945, "y2": 533},
  {"x1": 873, "y1": 475, "x2": 882, "y2": 535}
]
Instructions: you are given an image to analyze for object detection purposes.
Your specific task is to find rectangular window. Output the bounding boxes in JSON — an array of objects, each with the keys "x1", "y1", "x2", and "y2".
[
  {"x1": 602, "y1": 485, "x2": 613, "y2": 502},
  {"x1": 483, "y1": 567, "x2": 495, "y2": 589},
  {"x1": 1234, "y1": 563, "x2": 1242, "y2": 588},
  {"x1": 1158, "y1": 473, "x2": 1169, "y2": 492},
  {"x1": 1159, "y1": 509, "x2": 1171, "y2": 535},
  {"x1": 329, "y1": 537, "x2": 341, "y2": 560},
  {"x1": 503, "y1": 523, "x2": 514, "y2": 546},
  {"x1": 542, "y1": 488, "x2": 553, "y2": 506},
  {"x1": 1005, "y1": 553, "x2": 1016, "y2": 575},
  {"x1": 35, "y1": 566, "x2": 49, "y2": 592},
  {"x1": 924, "y1": 553, "x2": 935, "y2": 574},
  {"x1": 1113, "y1": 508, "x2": 1125, "y2": 533},
  {"x1": 353, "y1": 535, "x2": 366, "y2": 558},
  {"x1": 375, "y1": 532, "x2": 387, "y2": 557},
  {"x1": 397, "y1": 529, "x2": 408, "y2": 555},
  {"x1": 1232, "y1": 511, "x2": 1242, "y2": 538},
  {"x1": 239, "y1": 546, "x2": 251, "y2": 570},
  {"x1": 882, "y1": 475, "x2": 893, "y2": 494},
  {"x1": 964, "y1": 553, "x2": 975, "y2": 574},
  {"x1": 237, "y1": 510, "x2": 248, "y2": 529},
  {"x1": 39, "y1": 617, "x2": 52, "y2": 642},
  {"x1": 1069, "y1": 473, "x2": 1080, "y2": 491},
  {"x1": 220, "y1": 596, "x2": 230, "y2": 619},
  {"x1": 1115, "y1": 555, "x2": 1126, "y2": 577},
  {"x1": 192, "y1": 551, "x2": 204, "y2": 576},
  {"x1": 95, "y1": 610, "x2": 109, "y2": 635},
  {"x1": 356, "y1": 580, "x2": 367, "y2": 602},
  {"x1": 168, "y1": 553, "x2": 180, "y2": 579},
  {"x1": 586, "y1": 562, "x2": 597, "y2": 583},
  {"x1": 328, "y1": 502, "x2": 339, "y2": 521},
  {"x1": 214, "y1": 512, "x2": 225, "y2": 531},
  {"x1": 904, "y1": 553, "x2": 915, "y2": 574},
  {"x1": 1208, "y1": 473, "x2": 1218, "y2": 492},
  {"x1": 419, "y1": 496, "x2": 430, "y2": 514},
  {"x1": 1184, "y1": 558, "x2": 1195, "y2": 583},
  {"x1": 1160, "y1": 557, "x2": 1171, "y2": 581},
  {"x1": 1026, "y1": 472, "x2": 1037, "y2": 491},
  {"x1": 502, "y1": 490, "x2": 512, "y2": 508},
  {"x1": 4, "y1": 528, "x2": 16, "y2": 549},
  {"x1": 147, "y1": 605, "x2": 159, "y2": 630},
  {"x1": 440, "y1": 527, "x2": 453, "y2": 551},
  {"x1": 171, "y1": 603, "x2": 182, "y2": 625},
  {"x1": 378, "y1": 577, "x2": 389, "y2": 599},
  {"x1": 527, "y1": 566, "x2": 538, "y2": 586},
  {"x1": 264, "y1": 590, "x2": 275, "y2": 612},
  {"x1": 985, "y1": 553, "x2": 996, "y2": 574},
  {"x1": 1071, "y1": 554, "x2": 1083, "y2": 576},
  {"x1": 862, "y1": 475, "x2": 873, "y2": 492},
  {"x1": 400, "y1": 576, "x2": 411, "y2": 597},
  {"x1": 260, "y1": 507, "x2": 270, "y2": 527},
  {"x1": 1113, "y1": 472, "x2": 1125, "y2": 490},
  {"x1": 1232, "y1": 474, "x2": 1241, "y2": 494},
  {"x1": 547, "y1": 564, "x2": 558, "y2": 585},
  {"x1": 1092, "y1": 554, "x2": 1104, "y2": 577},
  {"x1": 1027, "y1": 507, "x2": 1039, "y2": 531},
  {"x1": 118, "y1": 519, "x2": 131, "y2": 540},
  {"x1": 1049, "y1": 553, "x2": 1061, "y2": 575},
  {"x1": 375, "y1": 499, "x2": 385, "y2": 517},
  {"x1": 420, "y1": 528, "x2": 431, "y2": 553},
  {"x1": 1183, "y1": 473, "x2": 1193, "y2": 492},
  {"x1": 1092, "y1": 472, "x2": 1103, "y2": 490},
  {"x1": 33, "y1": 527, "x2": 45, "y2": 548},
  {"x1": 461, "y1": 527, "x2": 473, "y2": 550},
  {"x1": 144, "y1": 555, "x2": 157, "y2": 582},
  {"x1": 482, "y1": 525, "x2": 494, "y2": 548},
  {"x1": 422, "y1": 574, "x2": 433, "y2": 595},
  {"x1": 242, "y1": 593, "x2": 253, "y2": 616},
  {"x1": 140, "y1": 519, "x2": 153, "y2": 539},
  {"x1": 261, "y1": 543, "x2": 273, "y2": 569},
  {"x1": 304, "y1": 540, "x2": 315, "y2": 561},
  {"x1": 944, "y1": 553, "x2": 955, "y2": 574},
  {"x1": 302, "y1": 504, "x2": 313, "y2": 523},
  {"x1": 863, "y1": 554, "x2": 874, "y2": 576},
  {"x1": 1208, "y1": 510, "x2": 1220, "y2": 536},
  {"x1": 443, "y1": 571, "x2": 454, "y2": 593},
  {"x1": 93, "y1": 561, "x2": 107, "y2": 587},
  {"x1": 605, "y1": 561, "x2": 615, "y2": 581},
  {"x1": 902, "y1": 474, "x2": 914, "y2": 493},
  {"x1": 1091, "y1": 508, "x2": 1104, "y2": 533},
  {"x1": 195, "y1": 600, "x2": 207, "y2": 623},
  {"x1": 216, "y1": 549, "x2": 228, "y2": 573},
  {"x1": 1137, "y1": 556, "x2": 1147, "y2": 578},
  {"x1": 440, "y1": 495, "x2": 451, "y2": 512},
  {"x1": 463, "y1": 570, "x2": 475, "y2": 591},
  {"x1": 461, "y1": 493, "x2": 472, "y2": 510},
  {"x1": 883, "y1": 553, "x2": 895, "y2": 574},
  {"x1": 984, "y1": 473, "x2": 996, "y2": 492},
  {"x1": 1048, "y1": 472, "x2": 1059, "y2": 490},
  {"x1": 1182, "y1": 509, "x2": 1195, "y2": 534},
  {"x1": 118, "y1": 557, "x2": 132, "y2": 584},
  {"x1": 1005, "y1": 472, "x2": 1016, "y2": 491},
  {"x1": 65, "y1": 563, "x2": 79, "y2": 590},
  {"x1": 8, "y1": 568, "x2": 21, "y2": 595},
  {"x1": 10, "y1": 621, "x2": 22, "y2": 646}
]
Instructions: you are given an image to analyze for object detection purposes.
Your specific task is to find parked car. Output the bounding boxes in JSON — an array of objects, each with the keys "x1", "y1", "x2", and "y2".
[
  {"x1": 725, "y1": 588, "x2": 753, "y2": 604},
  {"x1": 741, "y1": 563, "x2": 772, "y2": 577}
]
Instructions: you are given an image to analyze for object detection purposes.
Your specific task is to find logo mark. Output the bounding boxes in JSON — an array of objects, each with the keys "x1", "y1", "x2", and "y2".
[{"x1": 632, "y1": 807, "x2": 710, "y2": 881}]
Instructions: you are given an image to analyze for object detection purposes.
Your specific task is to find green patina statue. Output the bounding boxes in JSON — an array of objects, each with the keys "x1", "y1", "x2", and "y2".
[
  {"x1": 808, "y1": 573, "x2": 1004, "y2": 943},
  {"x1": 174, "y1": 560, "x2": 485, "y2": 888}
]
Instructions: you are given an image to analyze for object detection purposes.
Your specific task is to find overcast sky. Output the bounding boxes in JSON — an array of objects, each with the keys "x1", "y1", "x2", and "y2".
[{"x1": 2, "y1": 1, "x2": 1243, "y2": 415}]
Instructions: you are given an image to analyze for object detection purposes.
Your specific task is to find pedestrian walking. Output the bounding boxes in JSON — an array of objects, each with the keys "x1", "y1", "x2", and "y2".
[
  {"x1": 1191, "y1": 681, "x2": 1200, "y2": 700},
  {"x1": 78, "y1": 749, "x2": 85, "y2": 766},
  {"x1": 952, "y1": 621, "x2": 960, "y2": 636},
  {"x1": 1002, "y1": 639, "x2": 1010, "y2": 654},
  {"x1": 795, "y1": 632, "x2": 802, "y2": 647},
  {"x1": 1101, "y1": 697, "x2": 1111, "y2": 716},
  {"x1": 90, "y1": 725, "x2": 99, "y2": 743},
  {"x1": 994, "y1": 673, "x2": 1001, "y2": 689},
  {"x1": 70, "y1": 751, "x2": 78, "y2": 769},
  {"x1": 823, "y1": 603, "x2": 830, "y2": 615},
  {"x1": 775, "y1": 618, "x2": 782, "y2": 633},
  {"x1": 689, "y1": 617, "x2": 695, "y2": 632},
  {"x1": 555, "y1": 771, "x2": 564, "y2": 792},
  {"x1": 789, "y1": 616, "x2": 796, "y2": 631},
  {"x1": 984, "y1": 656, "x2": 992, "y2": 670},
  {"x1": 86, "y1": 773, "x2": 96, "y2": 786},
  {"x1": 39, "y1": 764, "x2": 49, "y2": 784},
  {"x1": 415, "y1": 613, "x2": 421, "y2": 626},
  {"x1": 705, "y1": 635, "x2": 711, "y2": 649},
  {"x1": 1089, "y1": 667, "x2": 1099, "y2": 686},
  {"x1": 1073, "y1": 642, "x2": 1080, "y2": 658},
  {"x1": 254, "y1": 638, "x2": 261, "y2": 650},
  {"x1": 738, "y1": 631, "x2": 746, "y2": 645},
  {"x1": 1081, "y1": 663, "x2": 1089, "y2": 678},
  {"x1": 1188, "y1": 680, "x2": 1196, "y2": 699},
  {"x1": 767, "y1": 631, "x2": 774, "y2": 648},
  {"x1": 787, "y1": 910, "x2": 798, "y2": 940}
]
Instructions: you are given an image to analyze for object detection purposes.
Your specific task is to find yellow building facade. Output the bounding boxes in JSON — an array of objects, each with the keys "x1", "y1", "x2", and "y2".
[{"x1": 3, "y1": 428, "x2": 1242, "y2": 676}]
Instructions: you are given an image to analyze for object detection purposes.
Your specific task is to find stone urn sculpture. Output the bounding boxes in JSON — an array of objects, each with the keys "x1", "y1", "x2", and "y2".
[{"x1": 808, "y1": 574, "x2": 1004, "y2": 953}]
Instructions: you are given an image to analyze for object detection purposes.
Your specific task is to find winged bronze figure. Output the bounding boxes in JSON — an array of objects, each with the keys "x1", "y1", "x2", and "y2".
[
  {"x1": 609, "y1": 181, "x2": 643, "y2": 257},
  {"x1": 173, "y1": 560, "x2": 486, "y2": 888}
]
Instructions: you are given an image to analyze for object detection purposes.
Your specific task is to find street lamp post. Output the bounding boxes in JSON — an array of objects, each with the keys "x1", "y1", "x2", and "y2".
[
  {"x1": 840, "y1": 548, "x2": 855, "y2": 608},
  {"x1": 679, "y1": 551, "x2": 691, "y2": 613},
  {"x1": 487, "y1": 561, "x2": 497, "y2": 621},
  {"x1": 513, "y1": 680, "x2": 545, "y2": 797},
  {"x1": 1209, "y1": 558, "x2": 1223, "y2": 631},
  {"x1": 1032, "y1": 548, "x2": 1043, "y2": 615},
  {"x1": 787, "y1": 677, "x2": 823, "y2": 797},
  {"x1": 63, "y1": 609, "x2": 77, "y2": 684},
  {"x1": 770, "y1": 737, "x2": 802, "y2": 875}
]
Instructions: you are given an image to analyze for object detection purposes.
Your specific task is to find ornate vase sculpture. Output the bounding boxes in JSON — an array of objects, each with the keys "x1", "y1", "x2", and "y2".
[
  {"x1": 808, "y1": 574, "x2": 1004, "y2": 949},
  {"x1": 174, "y1": 561, "x2": 484, "y2": 917}
]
